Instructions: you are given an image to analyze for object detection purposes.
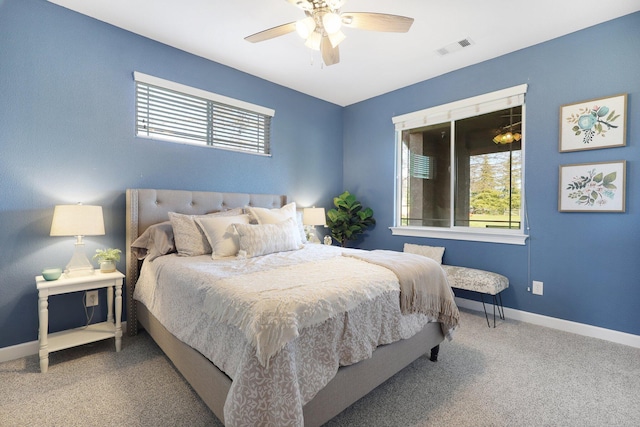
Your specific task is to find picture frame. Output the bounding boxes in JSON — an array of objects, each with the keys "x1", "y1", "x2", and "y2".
[
  {"x1": 559, "y1": 160, "x2": 626, "y2": 212},
  {"x1": 559, "y1": 93, "x2": 627, "y2": 152}
]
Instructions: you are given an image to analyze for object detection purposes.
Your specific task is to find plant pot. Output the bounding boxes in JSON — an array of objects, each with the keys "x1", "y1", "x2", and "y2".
[{"x1": 99, "y1": 260, "x2": 116, "y2": 273}]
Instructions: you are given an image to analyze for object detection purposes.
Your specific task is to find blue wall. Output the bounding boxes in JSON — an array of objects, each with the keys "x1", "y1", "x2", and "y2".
[
  {"x1": 343, "y1": 13, "x2": 640, "y2": 336},
  {"x1": 0, "y1": 0, "x2": 343, "y2": 348},
  {"x1": 1, "y1": 0, "x2": 638, "y2": 350}
]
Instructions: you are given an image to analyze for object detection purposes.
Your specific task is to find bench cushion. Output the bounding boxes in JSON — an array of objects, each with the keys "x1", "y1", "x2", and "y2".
[{"x1": 441, "y1": 265, "x2": 509, "y2": 295}]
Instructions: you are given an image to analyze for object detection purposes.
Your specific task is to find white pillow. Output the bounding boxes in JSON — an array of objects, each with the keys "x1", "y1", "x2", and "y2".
[
  {"x1": 234, "y1": 218, "x2": 302, "y2": 258},
  {"x1": 168, "y1": 208, "x2": 244, "y2": 257},
  {"x1": 246, "y1": 202, "x2": 306, "y2": 244},
  {"x1": 195, "y1": 214, "x2": 250, "y2": 259},
  {"x1": 403, "y1": 243, "x2": 445, "y2": 264}
]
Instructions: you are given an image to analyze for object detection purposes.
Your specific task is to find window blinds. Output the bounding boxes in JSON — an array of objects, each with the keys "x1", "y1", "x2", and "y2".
[{"x1": 134, "y1": 72, "x2": 274, "y2": 155}]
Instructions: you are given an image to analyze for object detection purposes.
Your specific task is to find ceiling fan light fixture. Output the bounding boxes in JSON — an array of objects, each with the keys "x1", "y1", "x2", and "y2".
[
  {"x1": 296, "y1": 16, "x2": 316, "y2": 39},
  {"x1": 247, "y1": 2, "x2": 416, "y2": 66},
  {"x1": 305, "y1": 30, "x2": 322, "y2": 51},
  {"x1": 326, "y1": 0, "x2": 346, "y2": 10},
  {"x1": 322, "y1": 12, "x2": 342, "y2": 34},
  {"x1": 328, "y1": 30, "x2": 346, "y2": 48},
  {"x1": 493, "y1": 132, "x2": 521, "y2": 144},
  {"x1": 293, "y1": 0, "x2": 313, "y2": 11}
]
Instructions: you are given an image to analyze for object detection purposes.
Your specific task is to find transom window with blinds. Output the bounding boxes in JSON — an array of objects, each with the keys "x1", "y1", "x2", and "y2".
[{"x1": 134, "y1": 72, "x2": 274, "y2": 155}]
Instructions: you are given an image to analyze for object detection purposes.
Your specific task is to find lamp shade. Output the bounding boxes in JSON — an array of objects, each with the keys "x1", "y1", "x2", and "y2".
[
  {"x1": 304, "y1": 30, "x2": 322, "y2": 51},
  {"x1": 322, "y1": 12, "x2": 342, "y2": 35},
  {"x1": 50, "y1": 204, "x2": 105, "y2": 236},
  {"x1": 328, "y1": 30, "x2": 346, "y2": 48},
  {"x1": 296, "y1": 16, "x2": 316, "y2": 39},
  {"x1": 303, "y1": 207, "x2": 327, "y2": 226}
]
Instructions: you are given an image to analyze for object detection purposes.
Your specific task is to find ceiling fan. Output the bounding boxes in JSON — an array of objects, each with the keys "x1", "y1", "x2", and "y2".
[{"x1": 245, "y1": 0, "x2": 414, "y2": 66}]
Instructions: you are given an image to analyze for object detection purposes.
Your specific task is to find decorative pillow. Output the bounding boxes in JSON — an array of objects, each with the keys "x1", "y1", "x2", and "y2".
[
  {"x1": 131, "y1": 221, "x2": 176, "y2": 261},
  {"x1": 403, "y1": 243, "x2": 445, "y2": 264},
  {"x1": 295, "y1": 209, "x2": 307, "y2": 243},
  {"x1": 234, "y1": 218, "x2": 302, "y2": 258},
  {"x1": 195, "y1": 214, "x2": 250, "y2": 259},
  {"x1": 245, "y1": 202, "x2": 306, "y2": 244},
  {"x1": 169, "y1": 208, "x2": 244, "y2": 257}
]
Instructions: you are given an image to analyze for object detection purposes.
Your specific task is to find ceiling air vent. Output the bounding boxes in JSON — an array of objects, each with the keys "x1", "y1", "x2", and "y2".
[{"x1": 436, "y1": 37, "x2": 474, "y2": 56}]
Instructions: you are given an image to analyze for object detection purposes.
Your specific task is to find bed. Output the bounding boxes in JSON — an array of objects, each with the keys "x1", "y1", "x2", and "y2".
[{"x1": 125, "y1": 188, "x2": 459, "y2": 427}]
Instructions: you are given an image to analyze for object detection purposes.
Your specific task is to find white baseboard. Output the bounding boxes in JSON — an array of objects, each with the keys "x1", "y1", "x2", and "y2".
[
  {"x1": 0, "y1": 321, "x2": 128, "y2": 364},
  {"x1": 0, "y1": 341, "x2": 40, "y2": 364},
  {"x1": 455, "y1": 297, "x2": 640, "y2": 349}
]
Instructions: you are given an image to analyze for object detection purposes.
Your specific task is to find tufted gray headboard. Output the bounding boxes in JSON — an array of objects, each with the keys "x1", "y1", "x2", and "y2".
[{"x1": 125, "y1": 188, "x2": 286, "y2": 336}]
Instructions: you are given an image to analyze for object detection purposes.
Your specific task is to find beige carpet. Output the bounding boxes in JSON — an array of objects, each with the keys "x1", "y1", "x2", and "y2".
[{"x1": 2, "y1": 309, "x2": 639, "y2": 426}]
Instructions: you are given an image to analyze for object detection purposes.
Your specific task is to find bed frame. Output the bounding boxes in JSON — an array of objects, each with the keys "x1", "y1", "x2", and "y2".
[{"x1": 125, "y1": 188, "x2": 444, "y2": 426}]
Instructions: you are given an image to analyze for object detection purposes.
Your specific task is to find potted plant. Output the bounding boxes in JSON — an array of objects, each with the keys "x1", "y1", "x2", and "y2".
[
  {"x1": 93, "y1": 248, "x2": 122, "y2": 273},
  {"x1": 326, "y1": 191, "x2": 376, "y2": 247}
]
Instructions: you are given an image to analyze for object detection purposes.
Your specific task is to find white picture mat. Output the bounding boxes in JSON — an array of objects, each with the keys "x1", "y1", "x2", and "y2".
[
  {"x1": 559, "y1": 161, "x2": 626, "y2": 212},
  {"x1": 559, "y1": 94, "x2": 627, "y2": 152}
]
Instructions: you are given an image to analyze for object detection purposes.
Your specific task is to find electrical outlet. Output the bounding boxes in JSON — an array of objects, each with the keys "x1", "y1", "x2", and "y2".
[
  {"x1": 86, "y1": 290, "x2": 99, "y2": 307},
  {"x1": 532, "y1": 281, "x2": 543, "y2": 296}
]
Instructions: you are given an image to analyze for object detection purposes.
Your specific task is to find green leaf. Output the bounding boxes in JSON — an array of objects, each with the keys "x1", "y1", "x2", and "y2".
[
  {"x1": 334, "y1": 198, "x2": 348, "y2": 209},
  {"x1": 603, "y1": 183, "x2": 617, "y2": 190},
  {"x1": 603, "y1": 172, "x2": 617, "y2": 185},
  {"x1": 593, "y1": 172, "x2": 603, "y2": 183}
]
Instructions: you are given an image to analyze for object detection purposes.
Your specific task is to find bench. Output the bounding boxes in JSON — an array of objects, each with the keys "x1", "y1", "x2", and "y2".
[
  {"x1": 441, "y1": 265, "x2": 508, "y2": 327},
  {"x1": 403, "y1": 244, "x2": 509, "y2": 327}
]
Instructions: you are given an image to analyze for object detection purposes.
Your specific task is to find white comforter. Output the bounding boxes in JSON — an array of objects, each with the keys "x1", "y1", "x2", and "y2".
[{"x1": 134, "y1": 244, "x2": 457, "y2": 427}]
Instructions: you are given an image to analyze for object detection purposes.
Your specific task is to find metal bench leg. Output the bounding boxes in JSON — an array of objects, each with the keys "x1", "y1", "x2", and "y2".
[
  {"x1": 479, "y1": 293, "x2": 491, "y2": 327},
  {"x1": 481, "y1": 293, "x2": 505, "y2": 328},
  {"x1": 496, "y1": 292, "x2": 505, "y2": 320}
]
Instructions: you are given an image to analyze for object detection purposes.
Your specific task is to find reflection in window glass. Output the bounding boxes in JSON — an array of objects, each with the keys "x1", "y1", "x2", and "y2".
[{"x1": 400, "y1": 106, "x2": 522, "y2": 230}]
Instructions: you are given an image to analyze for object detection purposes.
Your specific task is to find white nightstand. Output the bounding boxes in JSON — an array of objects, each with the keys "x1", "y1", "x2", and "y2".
[{"x1": 36, "y1": 270, "x2": 124, "y2": 373}]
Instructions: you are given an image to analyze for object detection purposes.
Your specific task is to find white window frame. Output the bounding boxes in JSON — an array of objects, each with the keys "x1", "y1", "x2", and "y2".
[
  {"x1": 134, "y1": 72, "x2": 275, "y2": 155},
  {"x1": 390, "y1": 84, "x2": 529, "y2": 245}
]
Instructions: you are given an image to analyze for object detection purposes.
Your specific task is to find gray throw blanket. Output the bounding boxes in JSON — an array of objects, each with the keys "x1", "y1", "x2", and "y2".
[{"x1": 343, "y1": 250, "x2": 459, "y2": 339}]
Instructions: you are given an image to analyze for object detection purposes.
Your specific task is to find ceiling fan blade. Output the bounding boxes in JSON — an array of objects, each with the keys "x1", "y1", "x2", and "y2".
[
  {"x1": 341, "y1": 12, "x2": 414, "y2": 32},
  {"x1": 245, "y1": 22, "x2": 297, "y2": 43},
  {"x1": 321, "y1": 36, "x2": 340, "y2": 66}
]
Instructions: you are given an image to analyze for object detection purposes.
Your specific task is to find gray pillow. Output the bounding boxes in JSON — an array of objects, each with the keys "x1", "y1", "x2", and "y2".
[
  {"x1": 131, "y1": 221, "x2": 176, "y2": 261},
  {"x1": 169, "y1": 208, "x2": 244, "y2": 257}
]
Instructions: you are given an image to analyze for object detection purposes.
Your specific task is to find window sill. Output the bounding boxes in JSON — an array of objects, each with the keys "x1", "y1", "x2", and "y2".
[{"x1": 389, "y1": 226, "x2": 528, "y2": 245}]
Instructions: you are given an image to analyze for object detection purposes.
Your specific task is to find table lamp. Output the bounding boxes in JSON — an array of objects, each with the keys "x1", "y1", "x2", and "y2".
[
  {"x1": 303, "y1": 207, "x2": 326, "y2": 244},
  {"x1": 50, "y1": 204, "x2": 105, "y2": 277}
]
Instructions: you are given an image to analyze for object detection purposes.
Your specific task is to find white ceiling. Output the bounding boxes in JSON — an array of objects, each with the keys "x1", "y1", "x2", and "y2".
[{"x1": 48, "y1": 0, "x2": 640, "y2": 106}]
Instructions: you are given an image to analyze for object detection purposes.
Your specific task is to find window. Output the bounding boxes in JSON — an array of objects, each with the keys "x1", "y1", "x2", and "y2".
[
  {"x1": 391, "y1": 85, "x2": 528, "y2": 245},
  {"x1": 134, "y1": 72, "x2": 274, "y2": 155}
]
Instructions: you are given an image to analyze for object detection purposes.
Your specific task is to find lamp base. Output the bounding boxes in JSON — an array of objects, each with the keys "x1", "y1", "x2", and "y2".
[
  {"x1": 64, "y1": 240, "x2": 95, "y2": 277},
  {"x1": 304, "y1": 225, "x2": 321, "y2": 244}
]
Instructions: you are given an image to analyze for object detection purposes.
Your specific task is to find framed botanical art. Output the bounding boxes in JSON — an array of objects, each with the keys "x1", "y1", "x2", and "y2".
[
  {"x1": 559, "y1": 160, "x2": 626, "y2": 212},
  {"x1": 559, "y1": 93, "x2": 627, "y2": 152}
]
